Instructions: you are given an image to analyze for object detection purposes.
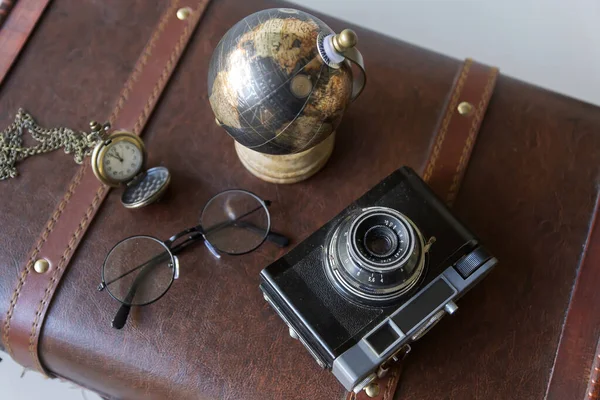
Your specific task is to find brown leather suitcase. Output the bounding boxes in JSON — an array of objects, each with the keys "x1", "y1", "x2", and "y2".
[{"x1": 1, "y1": 0, "x2": 599, "y2": 399}]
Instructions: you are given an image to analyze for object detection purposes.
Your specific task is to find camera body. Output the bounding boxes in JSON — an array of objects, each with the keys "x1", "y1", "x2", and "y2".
[{"x1": 260, "y1": 167, "x2": 497, "y2": 393}]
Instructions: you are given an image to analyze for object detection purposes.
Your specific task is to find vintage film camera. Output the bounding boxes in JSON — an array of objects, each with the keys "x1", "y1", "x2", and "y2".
[{"x1": 260, "y1": 167, "x2": 497, "y2": 393}]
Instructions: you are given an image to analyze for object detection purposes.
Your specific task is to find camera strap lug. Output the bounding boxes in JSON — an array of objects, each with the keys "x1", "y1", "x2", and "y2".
[
  {"x1": 379, "y1": 344, "x2": 411, "y2": 378},
  {"x1": 423, "y1": 236, "x2": 436, "y2": 253}
]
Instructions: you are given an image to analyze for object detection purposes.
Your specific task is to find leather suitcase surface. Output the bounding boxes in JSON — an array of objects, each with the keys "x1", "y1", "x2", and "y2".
[{"x1": 1, "y1": 1, "x2": 600, "y2": 399}]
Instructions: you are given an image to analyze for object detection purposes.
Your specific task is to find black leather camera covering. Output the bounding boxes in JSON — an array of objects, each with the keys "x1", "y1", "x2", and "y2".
[{"x1": 260, "y1": 167, "x2": 481, "y2": 367}]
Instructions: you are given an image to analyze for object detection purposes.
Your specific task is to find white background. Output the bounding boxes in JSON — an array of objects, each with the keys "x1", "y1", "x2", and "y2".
[
  {"x1": 2, "y1": 1, "x2": 599, "y2": 399},
  {"x1": 292, "y1": 0, "x2": 600, "y2": 106}
]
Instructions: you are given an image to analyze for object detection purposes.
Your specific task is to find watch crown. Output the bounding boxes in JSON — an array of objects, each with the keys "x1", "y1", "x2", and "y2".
[
  {"x1": 89, "y1": 121, "x2": 111, "y2": 140},
  {"x1": 89, "y1": 121, "x2": 102, "y2": 132}
]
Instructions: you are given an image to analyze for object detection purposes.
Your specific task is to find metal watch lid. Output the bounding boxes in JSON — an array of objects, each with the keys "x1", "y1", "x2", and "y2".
[{"x1": 121, "y1": 166, "x2": 171, "y2": 209}]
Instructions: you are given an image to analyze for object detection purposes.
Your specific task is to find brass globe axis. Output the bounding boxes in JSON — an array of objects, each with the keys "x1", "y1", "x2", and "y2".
[{"x1": 332, "y1": 29, "x2": 358, "y2": 53}]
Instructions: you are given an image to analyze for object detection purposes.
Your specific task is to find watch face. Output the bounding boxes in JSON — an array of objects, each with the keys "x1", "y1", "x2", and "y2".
[{"x1": 102, "y1": 139, "x2": 143, "y2": 182}]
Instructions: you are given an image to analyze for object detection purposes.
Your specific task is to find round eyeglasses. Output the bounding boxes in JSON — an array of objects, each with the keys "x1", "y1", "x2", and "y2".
[{"x1": 98, "y1": 189, "x2": 289, "y2": 329}]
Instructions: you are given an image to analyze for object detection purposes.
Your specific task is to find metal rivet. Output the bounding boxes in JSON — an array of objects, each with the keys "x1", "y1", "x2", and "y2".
[
  {"x1": 34, "y1": 259, "x2": 49, "y2": 274},
  {"x1": 364, "y1": 382, "x2": 380, "y2": 398},
  {"x1": 176, "y1": 7, "x2": 192, "y2": 20},
  {"x1": 215, "y1": 117, "x2": 223, "y2": 127},
  {"x1": 457, "y1": 101, "x2": 474, "y2": 116}
]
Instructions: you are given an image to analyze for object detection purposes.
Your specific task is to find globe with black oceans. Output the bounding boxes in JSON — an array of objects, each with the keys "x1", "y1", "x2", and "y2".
[{"x1": 208, "y1": 8, "x2": 353, "y2": 155}]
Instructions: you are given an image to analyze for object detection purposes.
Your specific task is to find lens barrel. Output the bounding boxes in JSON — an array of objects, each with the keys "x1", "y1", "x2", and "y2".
[{"x1": 325, "y1": 207, "x2": 426, "y2": 305}]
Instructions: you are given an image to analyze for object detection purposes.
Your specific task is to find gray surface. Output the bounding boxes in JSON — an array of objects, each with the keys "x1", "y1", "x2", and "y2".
[
  {"x1": 291, "y1": 0, "x2": 600, "y2": 107},
  {"x1": 0, "y1": 351, "x2": 101, "y2": 400}
]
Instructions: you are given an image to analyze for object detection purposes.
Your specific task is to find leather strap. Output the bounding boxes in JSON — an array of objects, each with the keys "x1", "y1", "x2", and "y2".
[
  {"x1": 546, "y1": 190, "x2": 600, "y2": 399},
  {"x1": 0, "y1": 0, "x2": 17, "y2": 28},
  {"x1": 2, "y1": 0, "x2": 211, "y2": 375},
  {"x1": 346, "y1": 58, "x2": 499, "y2": 400},
  {"x1": 346, "y1": 364, "x2": 405, "y2": 400},
  {"x1": 0, "y1": 0, "x2": 51, "y2": 87},
  {"x1": 423, "y1": 58, "x2": 499, "y2": 206},
  {"x1": 588, "y1": 337, "x2": 600, "y2": 400}
]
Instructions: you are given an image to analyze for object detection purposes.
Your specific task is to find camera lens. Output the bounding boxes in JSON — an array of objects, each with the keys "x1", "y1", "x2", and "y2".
[
  {"x1": 363, "y1": 225, "x2": 398, "y2": 258},
  {"x1": 350, "y1": 212, "x2": 412, "y2": 271},
  {"x1": 324, "y1": 207, "x2": 426, "y2": 305}
]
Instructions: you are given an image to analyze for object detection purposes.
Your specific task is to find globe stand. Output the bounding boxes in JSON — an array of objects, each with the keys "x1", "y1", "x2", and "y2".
[{"x1": 234, "y1": 133, "x2": 336, "y2": 184}]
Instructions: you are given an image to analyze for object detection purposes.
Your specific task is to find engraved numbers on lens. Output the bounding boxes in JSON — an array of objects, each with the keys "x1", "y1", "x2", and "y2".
[
  {"x1": 103, "y1": 140, "x2": 143, "y2": 182},
  {"x1": 324, "y1": 207, "x2": 427, "y2": 304}
]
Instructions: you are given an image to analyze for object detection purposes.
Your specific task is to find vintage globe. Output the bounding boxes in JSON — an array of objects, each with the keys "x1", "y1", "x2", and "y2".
[{"x1": 207, "y1": 8, "x2": 354, "y2": 156}]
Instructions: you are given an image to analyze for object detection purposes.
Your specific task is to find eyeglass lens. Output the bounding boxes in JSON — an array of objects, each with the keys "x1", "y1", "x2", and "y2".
[
  {"x1": 102, "y1": 236, "x2": 175, "y2": 306},
  {"x1": 201, "y1": 190, "x2": 270, "y2": 255}
]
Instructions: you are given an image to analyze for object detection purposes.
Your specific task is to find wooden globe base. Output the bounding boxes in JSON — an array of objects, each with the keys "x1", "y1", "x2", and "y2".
[{"x1": 234, "y1": 133, "x2": 336, "y2": 184}]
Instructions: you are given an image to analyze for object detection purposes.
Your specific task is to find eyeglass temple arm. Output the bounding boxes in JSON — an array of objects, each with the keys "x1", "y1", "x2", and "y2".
[
  {"x1": 187, "y1": 202, "x2": 289, "y2": 248},
  {"x1": 112, "y1": 304, "x2": 131, "y2": 330},
  {"x1": 164, "y1": 226, "x2": 202, "y2": 248},
  {"x1": 112, "y1": 256, "x2": 162, "y2": 329},
  {"x1": 99, "y1": 250, "x2": 173, "y2": 291},
  {"x1": 165, "y1": 200, "x2": 284, "y2": 249},
  {"x1": 111, "y1": 228, "x2": 206, "y2": 329},
  {"x1": 99, "y1": 230, "x2": 203, "y2": 291},
  {"x1": 233, "y1": 220, "x2": 289, "y2": 248},
  {"x1": 261, "y1": 200, "x2": 290, "y2": 247},
  {"x1": 101, "y1": 201, "x2": 287, "y2": 291},
  {"x1": 266, "y1": 231, "x2": 289, "y2": 247},
  {"x1": 109, "y1": 200, "x2": 288, "y2": 329}
]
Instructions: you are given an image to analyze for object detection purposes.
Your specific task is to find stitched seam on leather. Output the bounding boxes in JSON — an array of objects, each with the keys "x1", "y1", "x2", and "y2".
[
  {"x1": 28, "y1": 184, "x2": 107, "y2": 373},
  {"x1": 108, "y1": 0, "x2": 180, "y2": 125},
  {"x1": 24, "y1": 0, "x2": 190, "y2": 372},
  {"x1": 383, "y1": 367, "x2": 400, "y2": 400},
  {"x1": 6, "y1": 0, "x2": 181, "y2": 372},
  {"x1": 2, "y1": 164, "x2": 87, "y2": 357},
  {"x1": 133, "y1": 2, "x2": 196, "y2": 135},
  {"x1": 446, "y1": 67, "x2": 498, "y2": 205},
  {"x1": 373, "y1": 60, "x2": 477, "y2": 400},
  {"x1": 0, "y1": 0, "x2": 166, "y2": 354},
  {"x1": 23, "y1": 0, "x2": 208, "y2": 373},
  {"x1": 422, "y1": 59, "x2": 472, "y2": 183},
  {"x1": 587, "y1": 337, "x2": 600, "y2": 399}
]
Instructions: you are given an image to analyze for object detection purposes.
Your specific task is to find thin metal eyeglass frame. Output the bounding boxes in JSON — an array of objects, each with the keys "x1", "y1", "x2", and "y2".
[
  {"x1": 98, "y1": 200, "x2": 284, "y2": 291},
  {"x1": 98, "y1": 191, "x2": 289, "y2": 329}
]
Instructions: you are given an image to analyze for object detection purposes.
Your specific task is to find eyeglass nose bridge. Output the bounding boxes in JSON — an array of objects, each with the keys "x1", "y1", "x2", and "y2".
[
  {"x1": 204, "y1": 240, "x2": 221, "y2": 259},
  {"x1": 165, "y1": 226, "x2": 201, "y2": 248}
]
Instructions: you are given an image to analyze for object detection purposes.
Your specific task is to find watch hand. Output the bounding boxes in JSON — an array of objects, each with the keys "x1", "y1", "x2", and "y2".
[{"x1": 109, "y1": 151, "x2": 124, "y2": 162}]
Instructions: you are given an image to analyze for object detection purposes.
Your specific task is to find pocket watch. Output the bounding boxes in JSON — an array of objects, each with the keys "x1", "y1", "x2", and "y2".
[
  {"x1": 0, "y1": 109, "x2": 170, "y2": 209},
  {"x1": 89, "y1": 124, "x2": 171, "y2": 209}
]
